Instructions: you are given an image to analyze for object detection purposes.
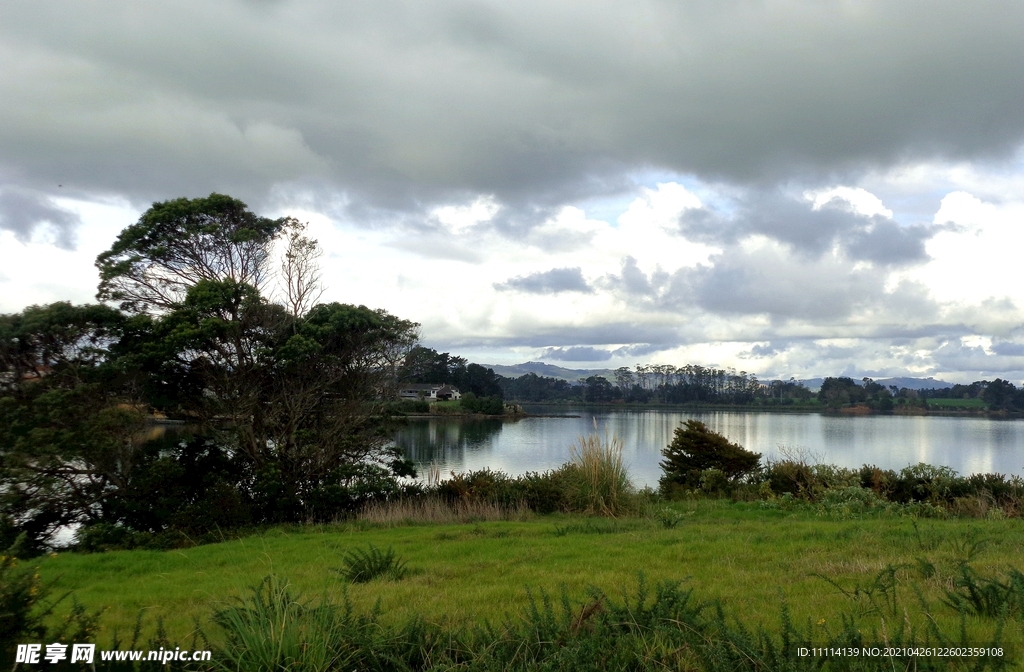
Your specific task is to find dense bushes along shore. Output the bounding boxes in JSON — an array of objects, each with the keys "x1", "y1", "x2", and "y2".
[{"x1": 65, "y1": 426, "x2": 1024, "y2": 553}]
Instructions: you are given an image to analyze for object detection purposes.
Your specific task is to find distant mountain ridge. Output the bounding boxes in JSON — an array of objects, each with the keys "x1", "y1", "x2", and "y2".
[
  {"x1": 482, "y1": 361, "x2": 618, "y2": 382},
  {"x1": 481, "y1": 362, "x2": 954, "y2": 390}
]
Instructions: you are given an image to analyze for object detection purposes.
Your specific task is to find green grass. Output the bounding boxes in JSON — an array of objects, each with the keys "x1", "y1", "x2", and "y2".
[{"x1": 35, "y1": 502, "x2": 1024, "y2": 649}]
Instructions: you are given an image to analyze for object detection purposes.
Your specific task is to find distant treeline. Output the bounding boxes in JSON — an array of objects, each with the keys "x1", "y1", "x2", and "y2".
[
  {"x1": 496, "y1": 366, "x2": 812, "y2": 405},
  {"x1": 482, "y1": 364, "x2": 1023, "y2": 411},
  {"x1": 403, "y1": 347, "x2": 1024, "y2": 411}
]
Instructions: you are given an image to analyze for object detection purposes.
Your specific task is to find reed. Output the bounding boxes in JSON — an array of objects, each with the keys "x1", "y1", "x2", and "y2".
[
  {"x1": 564, "y1": 430, "x2": 635, "y2": 516},
  {"x1": 358, "y1": 496, "x2": 530, "y2": 526}
]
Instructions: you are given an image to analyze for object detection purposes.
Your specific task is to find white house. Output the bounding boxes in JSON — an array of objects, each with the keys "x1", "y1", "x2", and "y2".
[{"x1": 397, "y1": 383, "x2": 462, "y2": 401}]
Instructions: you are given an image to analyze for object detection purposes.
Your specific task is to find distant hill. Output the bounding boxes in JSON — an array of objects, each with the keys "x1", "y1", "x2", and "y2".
[
  {"x1": 483, "y1": 362, "x2": 955, "y2": 391},
  {"x1": 874, "y1": 377, "x2": 953, "y2": 390},
  {"x1": 799, "y1": 377, "x2": 953, "y2": 392},
  {"x1": 482, "y1": 361, "x2": 617, "y2": 382}
]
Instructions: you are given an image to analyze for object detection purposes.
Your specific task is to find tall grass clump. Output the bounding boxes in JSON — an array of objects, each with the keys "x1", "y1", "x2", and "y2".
[
  {"x1": 563, "y1": 430, "x2": 635, "y2": 516},
  {"x1": 211, "y1": 576, "x2": 354, "y2": 672}
]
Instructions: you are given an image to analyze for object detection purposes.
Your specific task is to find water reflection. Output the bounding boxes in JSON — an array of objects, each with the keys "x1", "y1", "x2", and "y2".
[
  {"x1": 393, "y1": 408, "x2": 1024, "y2": 487},
  {"x1": 396, "y1": 417, "x2": 505, "y2": 465}
]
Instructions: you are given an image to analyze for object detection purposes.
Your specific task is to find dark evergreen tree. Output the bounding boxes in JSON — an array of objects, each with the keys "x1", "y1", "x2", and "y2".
[{"x1": 659, "y1": 420, "x2": 761, "y2": 493}]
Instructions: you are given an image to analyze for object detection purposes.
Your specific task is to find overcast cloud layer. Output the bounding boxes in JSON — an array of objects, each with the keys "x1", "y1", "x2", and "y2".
[{"x1": 4, "y1": 1, "x2": 1024, "y2": 383}]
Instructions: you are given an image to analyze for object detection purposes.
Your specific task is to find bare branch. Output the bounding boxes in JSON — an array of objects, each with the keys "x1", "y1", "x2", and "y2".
[{"x1": 280, "y1": 222, "x2": 325, "y2": 318}]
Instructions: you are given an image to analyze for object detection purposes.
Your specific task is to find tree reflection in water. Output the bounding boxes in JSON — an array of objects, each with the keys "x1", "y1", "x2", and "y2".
[{"x1": 393, "y1": 418, "x2": 506, "y2": 468}]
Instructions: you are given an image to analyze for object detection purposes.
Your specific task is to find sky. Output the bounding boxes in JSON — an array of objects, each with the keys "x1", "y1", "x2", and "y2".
[{"x1": 3, "y1": 1, "x2": 1024, "y2": 383}]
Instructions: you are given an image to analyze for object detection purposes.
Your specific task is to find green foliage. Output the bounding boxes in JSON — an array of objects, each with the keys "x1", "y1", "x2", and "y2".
[
  {"x1": 655, "y1": 507, "x2": 688, "y2": 528},
  {"x1": 0, "y1": 536, "x2": 47, "y2": 662},
  {"x1": 659, "y1": 420, "x2": 761, "y2": 495},
  {"x1": 389, "y1": 399, "x2": 430, "y2": 414},
  {"x1": 400, "y1": 346, "x2": 504, "y2": 398},
  {"x1": 433, "y1": 452, "x2": 639, "y2": 517},
  {"x1": 0, "y1": 302, "x2": 147, "y2": 551},
  {"x1": 944, "y1": 565, "x2": 1024, "y2": 620},
  {"x1": 337, "y1": 545, "x2": 408, "y2": 583},
  {"x1": 460, "y1": 392, "x2": 505, "y2": 415}
]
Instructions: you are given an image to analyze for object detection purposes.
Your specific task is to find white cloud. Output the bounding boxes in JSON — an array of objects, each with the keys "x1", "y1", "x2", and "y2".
[
  {"x1": 0, "y1": 197, "x2": 137, "y2": 312},
  {"x1": 432, "y1": 196, "x2": 500, "y2": 233},
  {"x1": 898, "y1": 191, "x2": 1024, "y2": 307},
  {"x1": 808, "y1": 186, "x2": 893, "y2": 218}
]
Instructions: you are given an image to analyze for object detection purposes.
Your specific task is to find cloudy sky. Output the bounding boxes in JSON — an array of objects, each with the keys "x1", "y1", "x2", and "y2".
[{"x1": 3, "y1": 1, "x2": 1024, "y2": 383}]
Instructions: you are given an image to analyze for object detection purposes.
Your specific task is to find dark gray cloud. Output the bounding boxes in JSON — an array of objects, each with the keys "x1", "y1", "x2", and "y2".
[
  {"x1": 431, "y1": 321, "x2": 683, "y2": 350},
  {"x1": 2, "y1": 1, "x2": 1024, "y2": 217},
  {"x1": 612, "y1": 343, "x2": 670, "y2": 358},
  {"x1": 930, "y1": 340, "x2": 1024, "y2": 378},
  {"x1": 0, "y1": 187, "x2": 80, "y2": 249},
  {"x1": 541, "y1": 346, "x2": 612, "y2": 362},
  {"x1": 991, "y1": 341, "x2": 1024, "y2": 357},
  {"x1": 494, "y1": 267, "x2": 592, "y2": 294},
  {"x1": 601, "y1": 241, "x2": 944, "y2": 326},
  {"x1": 678, "y1": 192, "x2": 934, "y2": 266},
  {"x1": 749, "y1": 342, "x2": 784, "y2": 358}
]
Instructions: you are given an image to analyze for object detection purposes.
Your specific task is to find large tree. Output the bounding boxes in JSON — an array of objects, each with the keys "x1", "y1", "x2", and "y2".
[
  {"x1": 1, "y1": 195, "x2": 421, "y2": 550},
  {"x1": 94, "y1": 196, "x2": 421, "y2": 524}
]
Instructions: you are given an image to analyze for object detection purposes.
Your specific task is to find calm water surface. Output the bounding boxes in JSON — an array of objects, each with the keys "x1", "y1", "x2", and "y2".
[{"x1": 393, "y1": 408, "x2": 1024, "y2": 487}]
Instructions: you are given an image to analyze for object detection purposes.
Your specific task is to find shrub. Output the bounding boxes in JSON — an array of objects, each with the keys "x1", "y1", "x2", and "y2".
[
  {"x1": 891, "y1": 463, "x2": 960, "y2": 504},
  {"x1": 659, "y1": 420, "x2": 761, "y2": 496},
  {"x1": 817, "y1": 486, "x2": 891, "y2": 518},
  {"x1": 338, "y1": 545, "x2": 408, "y2": 583},
  {"x1": 765, "y1": 459, "x2": 818, "y2": 498},
  {"x1": 461, "y1": 392, "x2": 505, "y2": 415},
  {"x1": 0, "y1": 537, "x2": 47, "y2": 664},
  {"x1": 390, "y1": 399, "x2": 430, "y2": 414},
  {"x1": 698, "y1": 468, "x2": 731, "y2": 496}
]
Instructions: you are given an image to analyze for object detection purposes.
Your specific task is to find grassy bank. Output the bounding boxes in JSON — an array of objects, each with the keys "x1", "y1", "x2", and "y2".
[{"x1": 34, "y1": 501, "x2": 1024, "y2": 651}]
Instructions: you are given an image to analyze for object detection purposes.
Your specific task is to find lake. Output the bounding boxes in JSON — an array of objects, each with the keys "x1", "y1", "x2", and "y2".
[{"x1": 393, "y1": 408, "x2": 1024, "y2": 487}]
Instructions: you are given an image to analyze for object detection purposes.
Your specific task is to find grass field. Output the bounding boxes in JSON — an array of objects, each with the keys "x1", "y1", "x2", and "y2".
[{"x1": 34, "y1": 501, "x2": 1024, "y2": 651}]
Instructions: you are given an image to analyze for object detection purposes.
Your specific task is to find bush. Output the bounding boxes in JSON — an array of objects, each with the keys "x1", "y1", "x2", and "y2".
[
  {"x1": 390, "y1": 399, "x2": 430, "y2": 414},
  {"x1": 461, "y1": 392, "x2": 505, "y2": 415},
  {"x1": 659, "y1": 420, "x2": 761, "y2": 496},
  {"x1": 338, "y1": 545, "x2": 408, "y2": 583},
  {"x1": 0, "y1": 537, "x2": 47, "y2": 664}
]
